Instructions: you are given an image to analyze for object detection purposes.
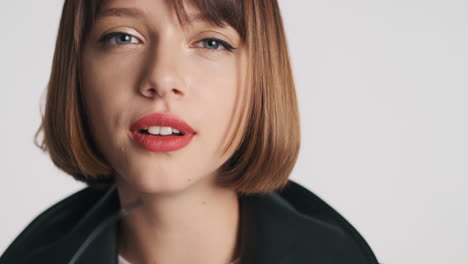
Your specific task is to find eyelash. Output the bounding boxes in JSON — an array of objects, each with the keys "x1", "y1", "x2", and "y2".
[{"x1": 98, "y1": 32, "x2": 235, "y2": 52}]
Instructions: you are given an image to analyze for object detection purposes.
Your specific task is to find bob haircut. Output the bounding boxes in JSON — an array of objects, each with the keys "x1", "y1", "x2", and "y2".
[{"x1": 35, "y1": 0, "x2": 301, "y2": 195}]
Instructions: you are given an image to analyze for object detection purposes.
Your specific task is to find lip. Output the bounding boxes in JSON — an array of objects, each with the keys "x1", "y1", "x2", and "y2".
[{"x1": 129, "y1": 112, "x2": 196, "y2": 152}]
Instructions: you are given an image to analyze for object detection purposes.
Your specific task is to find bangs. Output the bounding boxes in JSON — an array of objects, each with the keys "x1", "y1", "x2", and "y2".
[
  {"x1": 86, "y1": 0, "x2": 246, "y2": 42},
  {"x1": 170, "y1": 0, "x2": 246, "y2": 41}
]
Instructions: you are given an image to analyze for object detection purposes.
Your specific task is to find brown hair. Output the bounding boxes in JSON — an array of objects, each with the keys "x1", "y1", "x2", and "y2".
[{"x1": 35, "y1": 0, "x2": 301, "y2": 194}]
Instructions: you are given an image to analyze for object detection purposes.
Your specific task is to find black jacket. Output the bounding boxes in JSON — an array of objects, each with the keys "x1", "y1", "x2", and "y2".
[{"x1": 0, "y1": 180, "x2": 379, "y2": 264}]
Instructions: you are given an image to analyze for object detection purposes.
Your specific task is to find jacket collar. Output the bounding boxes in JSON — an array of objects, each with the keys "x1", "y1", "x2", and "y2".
[
  {"x1": 70, "y1": 184, "x2": 307, "y2": 264},
  {"x1": 2, "y1": 180, "x2": 379, "y2": 264}
]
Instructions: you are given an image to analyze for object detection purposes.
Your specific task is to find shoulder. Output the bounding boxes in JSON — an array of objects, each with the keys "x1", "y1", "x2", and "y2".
[
  {"x1": 279, "y1": 210, "x2": 375, "y2": 263},
  {"x1": 0, "y1": 186, "x2": 108, "y2": 263},
  {"x1": 241, "y1": 180, "x2": 380, "y2": 264},
  {"x1": 277, "y1": 180, "x2": 380, "y2": 263}
]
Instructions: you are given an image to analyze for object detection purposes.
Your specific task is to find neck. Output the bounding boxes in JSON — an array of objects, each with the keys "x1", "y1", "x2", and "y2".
[{"x1": 115, "y1": 177, "x2": 241, "y2": 264}]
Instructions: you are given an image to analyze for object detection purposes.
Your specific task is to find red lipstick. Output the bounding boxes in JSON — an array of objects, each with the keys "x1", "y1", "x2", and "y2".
[{"x1": 129, "y1": 112, "x2": 196, "y2": 152}]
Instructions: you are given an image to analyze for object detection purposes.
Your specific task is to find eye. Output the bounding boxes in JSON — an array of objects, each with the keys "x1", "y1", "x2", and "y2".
[
  {"x1": 194, "y1": 38, "x2": 235, "y2": 52},
  {"x1": 99, "y1": 32, "x2": 140, "y2": 46}
]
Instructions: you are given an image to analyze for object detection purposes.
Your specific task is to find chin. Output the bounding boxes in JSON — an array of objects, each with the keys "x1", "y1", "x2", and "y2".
[{"x1": 116, "y1": 168, "x2": 198, "y2": 196}]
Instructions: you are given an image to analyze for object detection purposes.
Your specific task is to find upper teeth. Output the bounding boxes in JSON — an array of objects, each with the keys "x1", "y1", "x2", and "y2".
[{"x1": 146, "y1": 126, "x2": 181, "y2": 135}]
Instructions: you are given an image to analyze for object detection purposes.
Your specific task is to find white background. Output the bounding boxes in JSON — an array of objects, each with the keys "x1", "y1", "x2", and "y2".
[{"x1": 1, "y1": 1, "x2": 467, "y2": 263}]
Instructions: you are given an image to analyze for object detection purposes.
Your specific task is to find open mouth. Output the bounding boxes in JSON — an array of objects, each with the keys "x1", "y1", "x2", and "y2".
[
  {"x1": 137, "y1": 127, "x2": 185, "y2": 136},
  {"x1": 129, "y1": 112, "x2": 195, "y2": 152},
  {"x1": 138, "y1": 129, "x2": 185, "y2": 137}
]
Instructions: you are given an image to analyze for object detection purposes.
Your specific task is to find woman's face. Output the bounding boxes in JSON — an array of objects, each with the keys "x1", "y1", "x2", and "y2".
[{"x1": 81, "y1": 0, "x2": 247, "y2": 194}]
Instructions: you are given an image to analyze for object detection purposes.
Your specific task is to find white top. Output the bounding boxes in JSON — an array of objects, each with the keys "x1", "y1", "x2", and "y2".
[{"x1": 118, "y1": 254, "x2": 240, "y2": 264}]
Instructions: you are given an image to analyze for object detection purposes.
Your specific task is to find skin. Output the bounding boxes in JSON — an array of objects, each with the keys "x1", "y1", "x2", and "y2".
[{"x1": 80, "y1": 0, "x2": 247, "y2": 263}]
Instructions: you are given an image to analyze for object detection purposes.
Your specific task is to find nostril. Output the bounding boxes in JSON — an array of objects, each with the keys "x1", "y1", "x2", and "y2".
[
  {"x1": 173, "y1": 89, "x2": 183, "y2": 95},
  {"x1": 139, "y1": 87, "x2": 158, "y2": 98},
  {"x1": 139, "y1": 86, "x2": 184, "y2": 98}
]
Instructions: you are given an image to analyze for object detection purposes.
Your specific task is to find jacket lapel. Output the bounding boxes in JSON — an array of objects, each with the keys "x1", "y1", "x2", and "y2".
[
  {"x1": 239, "y1": 192, "x2": 307, "y2": 263},
  {"x1": 74, "y1": 186, "x2": 303, "y2": 264}
]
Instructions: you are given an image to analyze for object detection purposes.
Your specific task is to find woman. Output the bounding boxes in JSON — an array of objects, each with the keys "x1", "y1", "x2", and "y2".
[{"x1": 0, "y1": 0, "x2": 379, "y2": 263}]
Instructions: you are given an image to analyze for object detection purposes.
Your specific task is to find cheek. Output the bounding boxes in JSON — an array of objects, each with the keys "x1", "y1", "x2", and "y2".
[
  {"x1": 81, "y1": 48, "x2": 139, "y2": 125},
  {"x1": 81, "y1": 64, "x2": 132, "y2": 157},
  {"x1": 191, "y1": 68, "x2": 240, "y2": 156},
  {"x1": 192, "y1": 59, "x2": 240, "y2": 109}
]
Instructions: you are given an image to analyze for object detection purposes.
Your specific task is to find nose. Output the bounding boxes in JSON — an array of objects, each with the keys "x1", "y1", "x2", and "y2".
[{"x1": 138, "y1": 39, "x2": 187, "y2": 100}]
